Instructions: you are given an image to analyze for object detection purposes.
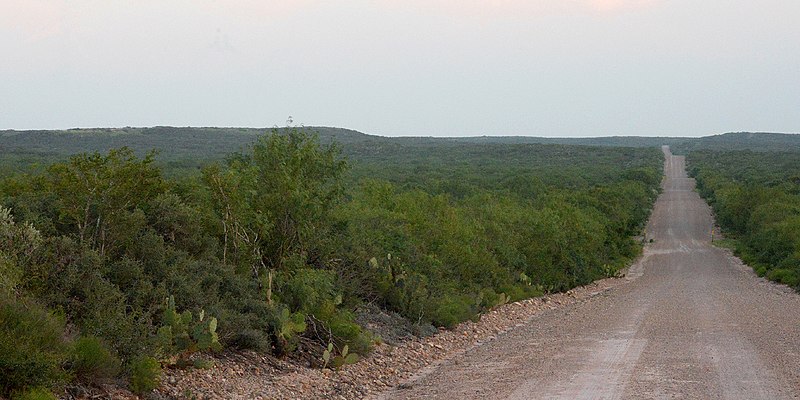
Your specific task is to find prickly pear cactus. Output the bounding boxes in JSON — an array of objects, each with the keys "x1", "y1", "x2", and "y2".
[
  {"x1": 331, "y1": 344, "x2": 360, "y2": 368},
  {"x1": 322, "y1": 343, "x2": 333, "y2": 368},
  {"x1": 277, "y1": 308, "x2": 306, "y2": 340},
  {"x1": 158, "y1": 295, "x2": 222, "y2": 365},
  {"x1": 496, "y1": 293, "x2": 510, "y2": 307},
  {"x1": 192, "y1": 316, "x2": 221, "y2": 352}
]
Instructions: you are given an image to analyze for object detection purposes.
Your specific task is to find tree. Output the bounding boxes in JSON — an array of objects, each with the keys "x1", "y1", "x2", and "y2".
[
  {"x1": 204, "y1": 127, "x2": 348, "y2": 278},
  {"x1": 47, "y1": 148, "x2": 164, "y2": 256}
]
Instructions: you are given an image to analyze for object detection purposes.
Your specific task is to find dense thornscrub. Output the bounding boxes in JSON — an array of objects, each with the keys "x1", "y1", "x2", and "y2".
[
  {"x1": 689, "y1": 150, "x2": 800, "y2": 288},
  {"x1": 0, "y1": 128, "x2": 661, "y2": 396}
]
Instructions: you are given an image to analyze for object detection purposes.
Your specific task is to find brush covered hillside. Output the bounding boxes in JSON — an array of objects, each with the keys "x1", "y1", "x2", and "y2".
[
  {"x1": 452, "y1": 131, "x2": 800, "y2": 154},
  {"x1": 1, "y1": 128, "x2": 799, "y2": 174},
  {"x1": 0, "y1": 126, "x2": 663, "y2": 398},
  {"x1": 679, "y1": 132, "x2": 800, "y2": 153},
  {"x1": 0, "y1": 127, "x2": 372, "y2": 174}
]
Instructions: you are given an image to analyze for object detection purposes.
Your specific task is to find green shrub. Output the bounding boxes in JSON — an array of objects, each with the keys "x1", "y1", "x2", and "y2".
[
  {"x1": 74, "y1": 274, "x2": 146, "y2": 360},
  {"x1": 430, "y1": 295, "x2": 475, "y2": 329},
  {"x1": 689, "y1": 151, "x2": 800, "y2": 293},
  {"x1": 199, "y1": 272, "x2": 270, "y2": 351},
  {"x1": 477, "y1": 288, "x2": 511, "y2": 309},
  {"x1": 0, "y1": 254, "x2": 20, "y2": 294},
  {"x1": 281, "y1": 268, "x2": 338, "y2": 314},
  {"x1": 12, "y1": 387, "x2": 57, "y2": 400},
  {"x1": 128, "y1": 356, "x2": 161, "y2": 395},
  {"x1": 767, "y1": 268, "x2": 800, "y2": 288},
  {"x1": 498, "y1": 284, "x2": 541, "y2": 303},
  {"x1": 0, "y1": 295, "x2": 68, "y2": 397},
  {"x1": 70, "y1": 336, "x2": 121, "y2": 384},
  {"x1": 312, "y1": 301, "x2": 372, "y2": 355},
  {"x1": 228, "y1": 328, "x2": 270, "y2": 352}
]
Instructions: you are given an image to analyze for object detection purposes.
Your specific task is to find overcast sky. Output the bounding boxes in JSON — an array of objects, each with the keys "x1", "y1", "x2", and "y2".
[{"x1": 2, "y1": 1, "x2": 799, "y2": 137}]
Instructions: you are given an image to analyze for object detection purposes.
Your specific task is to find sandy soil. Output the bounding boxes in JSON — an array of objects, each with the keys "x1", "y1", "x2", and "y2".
[{"x1": 381, "y1": 146, "x2": 800, "y2": 400}]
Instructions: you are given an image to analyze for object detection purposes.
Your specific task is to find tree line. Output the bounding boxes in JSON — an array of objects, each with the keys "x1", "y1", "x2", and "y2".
[{"x1": 689, "y1": 149, "x2": 800, "y2": 288}]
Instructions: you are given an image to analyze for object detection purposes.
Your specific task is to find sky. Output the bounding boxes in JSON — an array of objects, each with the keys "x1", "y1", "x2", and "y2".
[{"x1": 1, "y1": 1, "x2": 799, "y2": 137}]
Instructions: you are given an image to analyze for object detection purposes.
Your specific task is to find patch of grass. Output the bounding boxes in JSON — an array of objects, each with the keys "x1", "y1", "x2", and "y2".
[
  {"x1": 711, "y1": 238, "x2": 739, "y2": 250},
  {"x1": 191, "y1": 359, "x2": 214, "y2": 369},
  {"x1": 12, "y1": 387, "x2": 57, "y2": 400},
  {"x1": 766, "y1": 268, "x2": 800, "y2": 288}
]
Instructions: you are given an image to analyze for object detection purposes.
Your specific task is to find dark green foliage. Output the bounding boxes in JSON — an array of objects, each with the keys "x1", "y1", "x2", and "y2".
[
  {"x1": 0, "y1": 294, "x2": 68, "y2": 397},
  {"x1": 128, "y1": 356, "x2": 161, "y2": 395},
  {"x1": 70, "y1": 336, "x2": 121, "y2": 384},
  {"x1": 279, "y1": 268, "x2": 370, "y2": 352},
  {"x1": 766, "y1": 269, "x2": 800, "y2": 287},
  {"x1": 331, "y1": 170, "x2": 657, "y2": 328},
  {"x1": 689, "y1": 149, "x2": 800, "y2": 289},
  {"x1": 430, "y1": 295, "x2": 475, "y2": 329},
  {"x1": 47, "y1": 147, "x2": 164, "y2": 256},
  {"x1": 0, "y1": 126, "x2": 664, "y2": 393},
  {"x1": 673, "y1": 132, "x2": 800, "y2": 154},
  {"x1": 202, "y1": 127, "x2": 346, "y2": 272},
  {"x1": 2, "y1": 128, "x2": 798, "y2": 173}
]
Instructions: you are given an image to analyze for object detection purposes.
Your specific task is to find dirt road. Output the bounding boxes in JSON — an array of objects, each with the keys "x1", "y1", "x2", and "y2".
[{"x1": 384, "y1": 146, "x2": 800, "y2": 399}]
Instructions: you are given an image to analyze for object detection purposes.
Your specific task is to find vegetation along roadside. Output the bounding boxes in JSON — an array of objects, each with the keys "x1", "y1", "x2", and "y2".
[
  {"x1": 0, "y1": 127, "x2": 662, "y2": 398},
  {"x1": 689, "y1": 149, "x2": 800, "y2": 288}
]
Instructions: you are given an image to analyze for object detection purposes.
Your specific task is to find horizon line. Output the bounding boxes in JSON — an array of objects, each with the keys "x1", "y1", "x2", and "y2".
[{"x1": 2, "y1": 125, "x2": 798, "y2": 139}]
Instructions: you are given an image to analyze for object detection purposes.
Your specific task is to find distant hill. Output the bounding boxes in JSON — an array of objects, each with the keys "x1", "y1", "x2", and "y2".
[
  {"x1": 674, "y1": 132, "x2": 800, "y2": 153},
  {"x1": 447, "y1": 132, "x2": 800, "y2": 154},
  {"x1": 1, "y1": 127, "x2": 798, "y2": 173},
  {"x1": 0, "y1": 126, "x2": 373, "y2": 159},
  {"x1": 447, "y1": 135, "x2": 690, "y2": 149}
]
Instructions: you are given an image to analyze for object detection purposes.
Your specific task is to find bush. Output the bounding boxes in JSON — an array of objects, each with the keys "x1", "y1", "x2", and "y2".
[
  {"x1": 429, "y1": 295, "x2": 475, "y2": 329},
  {"x1": 689, "y1": 151, "x2": 800, "y2": 292},
  {"x1": 0, "y1": 295, "x2": 68, "y2": 397},
  {"x1": 128, "y1": 356, "x2": 161, "y2": 396},
  {"x1": 311, "y1": 301, "x2": 372, "y2": 355},
  {"x1": 12, "y1": 387, "x2": 57, "y2": 400},
  {"x1": 280, "y1": 268, "x2": 372, "y2": 353},
  {"x1": 70, "y1": 336, "x2": 121, "y2": 384},
  {"x1": 281, "y1": 268, "x2": 337, "y2": 314},
  {"x1": 228, "y1": 328, "x2": 271, "y2": 352},
  {"x1": 767, "y1": 268, "x2": 800, "y2": 288}
]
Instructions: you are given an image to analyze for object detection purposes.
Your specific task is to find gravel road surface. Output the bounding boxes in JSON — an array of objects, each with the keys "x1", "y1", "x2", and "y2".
[{"x1": 384, "y1": 146, "x2": 800, "y2": 399}]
